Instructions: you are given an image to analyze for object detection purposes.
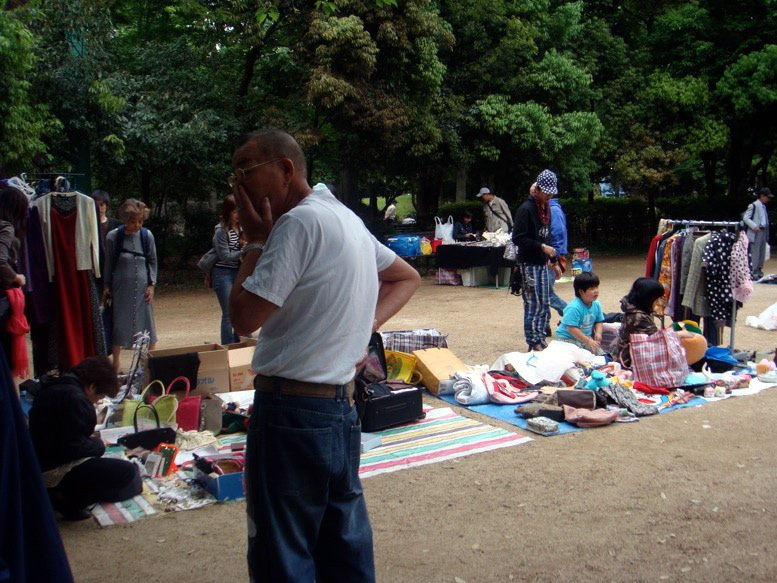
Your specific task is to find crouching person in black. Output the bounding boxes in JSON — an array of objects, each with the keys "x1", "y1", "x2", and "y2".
[{"x1": 29, "y1": 356, "x2": 142, "y2": 520}]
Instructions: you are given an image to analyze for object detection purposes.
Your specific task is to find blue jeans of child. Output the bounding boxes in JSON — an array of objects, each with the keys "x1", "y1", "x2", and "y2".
[
  {"x1": 211, "y1": 266, "x2": 239, "y2": 345},
  {"x1": 245, "y1": 389, "x2": 374, "y2": 583}
]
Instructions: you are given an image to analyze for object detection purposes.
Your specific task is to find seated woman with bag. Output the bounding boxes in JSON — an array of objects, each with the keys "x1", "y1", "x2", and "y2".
[
  {"x1": 612, "y1": 277, "x2": 664, "y2": 367},
  {"x1": 29, "y1": 356, "x2": 142, "y2": 520}
]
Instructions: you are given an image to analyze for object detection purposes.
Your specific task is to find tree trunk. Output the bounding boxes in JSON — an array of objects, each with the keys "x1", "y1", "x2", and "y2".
[
  {"x1": 701, "y1": 152, "x2": 717, "y2": 198},
  {"x1": 455, "y1": 167, "x2": 467, "y2": 202},
  {"x1": 140, "y1": 170, "x2": 151, "y2": 207},
  {"x1": 339, "y1": 166, "x2": 357, "y2": 207},
  {"x1": 726, "y1": 125, "x2": 756, "y2": 198},
  {"x1": 417, "y1": 171, "x2": 441, "y2": 223}
]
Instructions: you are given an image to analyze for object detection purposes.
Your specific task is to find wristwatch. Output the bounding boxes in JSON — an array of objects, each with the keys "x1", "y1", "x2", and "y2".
[{"x1": 241, "y1": 242, "x2": 265, "y2": 258}]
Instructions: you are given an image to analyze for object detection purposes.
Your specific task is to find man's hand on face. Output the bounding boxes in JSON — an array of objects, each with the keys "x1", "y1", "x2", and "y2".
[{"x1": 234, "y1": 183, "x2": 274, "y2": 243}]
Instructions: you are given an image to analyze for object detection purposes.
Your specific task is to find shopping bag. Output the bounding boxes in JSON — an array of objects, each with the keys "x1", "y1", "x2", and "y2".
[
  {"x1": 118, "y1": 403, "x2": 177, "y2": 450},
  {"x1": 121, "y1": 380, "x2": 178, "y2": 427},
  {"x1": 167, "y1": 375, "x2": 202, "y2": 432},
  {"x1": 197, "y1": 248, "x2": 218, "y2": 274},
  {"x1": 629, "y1": 328, "x2": 688, "y2": 388},
  {"x1": 384, "y1": 350, "x2": 417, "y2": 383},
  {"x1": 434, "y1": 216, "x2": 454, "y2": 243}
]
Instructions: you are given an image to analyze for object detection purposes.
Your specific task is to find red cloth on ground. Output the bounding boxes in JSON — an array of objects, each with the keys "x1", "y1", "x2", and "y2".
[
  {"x1": 51, "y1": 208, "x2": 96, "y2": 367},
  {"x1": 5, "y1": 288, "x2": 30, "y2": 377},
  {"x1": 633, "y1": 381, "x2": 670, "y2": 395}
]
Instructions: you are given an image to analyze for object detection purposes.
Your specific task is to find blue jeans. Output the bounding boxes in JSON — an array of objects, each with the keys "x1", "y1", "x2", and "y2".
[
  {"x1": 548, "y1": 267, "x2": 567, "y2": 317},
  {"x1": 520, "y1": 263, "x2": 552, "y2": 347},
  {"x1": 211, "y1": 266, "x2": 239, "y2": 345},
  {"x1": 245, "y1": 390, "x2": 375, "y2": 583}
]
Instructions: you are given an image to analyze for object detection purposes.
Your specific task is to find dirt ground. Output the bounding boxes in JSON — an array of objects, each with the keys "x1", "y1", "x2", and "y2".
[{"x1": 60, "y1": 255, "x2": 777, "y2": 582}]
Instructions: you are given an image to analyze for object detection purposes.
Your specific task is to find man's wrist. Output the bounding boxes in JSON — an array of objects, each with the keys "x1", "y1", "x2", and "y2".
[{"x1": 241, "y1": 242, "x2": 265, "y2": 258}]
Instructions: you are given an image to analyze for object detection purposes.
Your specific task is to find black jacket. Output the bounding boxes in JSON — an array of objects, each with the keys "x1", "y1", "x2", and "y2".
[
  {"x1": 28, "y1": 374, "x2": 104, "y2": 471},
  {"x1": 512, "y1": 199, "x2": 553, "y2": 266}
]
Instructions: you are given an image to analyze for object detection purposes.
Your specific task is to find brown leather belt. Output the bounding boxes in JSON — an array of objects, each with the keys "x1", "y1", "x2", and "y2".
[{"x1": 253, "y1": 375, "x2": 355, "y2": 405}]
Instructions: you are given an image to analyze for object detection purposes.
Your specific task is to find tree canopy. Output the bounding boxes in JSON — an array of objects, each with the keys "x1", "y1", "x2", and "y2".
[{"x1": 1, "y1": 0, "x2": 774, "y2": 222}]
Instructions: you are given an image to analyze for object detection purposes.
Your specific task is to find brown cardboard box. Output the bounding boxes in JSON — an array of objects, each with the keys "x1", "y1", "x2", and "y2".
[
  {"x1": 148, "y1": 343, "x2": 230, "y2": 393},
  {"x1": 411, "y1": 347, "x2": 468, "y2": 395},
  {"x1": 226, "y1": 339, "x2": 258, "y2": 392}
]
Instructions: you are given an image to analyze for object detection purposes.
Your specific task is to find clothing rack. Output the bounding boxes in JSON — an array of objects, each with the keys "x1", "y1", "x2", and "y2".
[
  {"x1": 663, "y1": 219, "x2": 742, "y2": 229},
  {"x1": 661, "y1": 219, "x2": 742, "y2": 350}
]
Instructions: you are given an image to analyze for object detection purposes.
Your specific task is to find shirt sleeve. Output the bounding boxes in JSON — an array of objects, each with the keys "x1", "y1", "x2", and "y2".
[
  {"x1": 373, "y1": 234, "x2": 397, "y2": 271},
  {"x1": 213, "y1": 226, "x2": 241, "y2": 263},
  {"x1": 242, "y1": 214, "x2": 310, "y2": 307},
  {"x1": 594, "y1": 301, "x2": 605, "y2": 323}
]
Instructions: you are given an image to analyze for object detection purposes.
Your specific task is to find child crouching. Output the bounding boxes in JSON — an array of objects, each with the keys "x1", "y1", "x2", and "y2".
[{"x1": 555, "y1": 272, "x2": 605, "y2": 355}]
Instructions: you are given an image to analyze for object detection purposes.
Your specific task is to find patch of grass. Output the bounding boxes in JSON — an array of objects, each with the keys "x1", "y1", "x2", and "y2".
[{"x1": 363, "y1": 194, "x2": 416, "y2": 221}]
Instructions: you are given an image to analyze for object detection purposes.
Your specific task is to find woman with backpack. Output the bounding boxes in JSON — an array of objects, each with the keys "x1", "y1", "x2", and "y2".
[{"x1": 103, "y1": 198, "x2": 157, "y2": 372}]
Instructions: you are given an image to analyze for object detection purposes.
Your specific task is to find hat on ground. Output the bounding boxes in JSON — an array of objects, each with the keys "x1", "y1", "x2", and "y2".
[
  {"x1": 757, "y1": 187, "x2": 773, "y2": 199},
  {"x1": 476, "y1": 187, "x2": 491, "y2": 198},
  {"x1": 536, "y1": 170, "x2": 557, "y2": 195}
]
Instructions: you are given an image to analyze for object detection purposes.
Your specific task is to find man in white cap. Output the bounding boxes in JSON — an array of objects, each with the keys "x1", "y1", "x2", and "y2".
[
  {"x1": 512, "y1": 169, "x2": 562, "y2": 351},
  {"x1": 477, "y1": 187, "x2": 513, "y2": 233},
  {"x1": 743, "y1": 187, "x2": 773, "y2": 279}
]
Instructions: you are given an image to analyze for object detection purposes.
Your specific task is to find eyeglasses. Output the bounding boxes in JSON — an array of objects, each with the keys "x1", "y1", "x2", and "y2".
[{"x1": 228, "y1": 158, "x2": 281, "y2": 188}]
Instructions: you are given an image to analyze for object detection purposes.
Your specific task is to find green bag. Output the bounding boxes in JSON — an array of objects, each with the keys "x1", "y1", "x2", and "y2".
[{"x1": 121, "y1": 380, "x2": 178, "y2": 428}]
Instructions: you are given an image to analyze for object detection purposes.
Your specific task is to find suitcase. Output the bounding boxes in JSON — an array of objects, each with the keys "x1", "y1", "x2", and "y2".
[{"x1": 355, "y1": 333, "x2": 425, "y2": 432}]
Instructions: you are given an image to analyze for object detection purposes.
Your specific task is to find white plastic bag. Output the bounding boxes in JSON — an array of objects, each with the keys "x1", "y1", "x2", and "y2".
[
  {"x1": 434, "y1": 216, "x2": 454, "y2": 243},
  {"x1": 745, "y1": 301, "x2": 777, "y2": 331}
]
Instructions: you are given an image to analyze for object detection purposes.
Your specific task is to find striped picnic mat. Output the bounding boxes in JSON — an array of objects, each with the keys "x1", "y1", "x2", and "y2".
[
  {"x1": 90, "y1": 494, "x2": 157, "y2": 527},
  {"x1": 359, "y1": 406, "x2": 532, "y2": 479}
]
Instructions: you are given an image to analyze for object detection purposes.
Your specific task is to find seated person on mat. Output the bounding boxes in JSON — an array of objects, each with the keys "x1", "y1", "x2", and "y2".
[
  {"x1": 555, "y1": 272, "x2": 605, "y2": 354},
  {"x1": 453, "y1": 210, "x2": 477, "y2": 241},
  {"x1": 29, "y1": 356, "x2": 142, "y2": 520},
  {"x1": 612, "y1": 277, "x2": 664, "y2": 368}
]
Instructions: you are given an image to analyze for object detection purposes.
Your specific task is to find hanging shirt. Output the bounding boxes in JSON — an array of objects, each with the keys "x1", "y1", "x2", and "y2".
[{"x1": 34, "y1": 192, "x2": 100, "y2": 281}]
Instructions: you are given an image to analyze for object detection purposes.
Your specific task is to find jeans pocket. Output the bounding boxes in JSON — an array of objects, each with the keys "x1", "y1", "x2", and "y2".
[
  {"x1": 267, "y1": 424, "x2": 332, "y2": 497},
  {"x1": 346, "y1": 422, "x2": 363, "y2": 493}
]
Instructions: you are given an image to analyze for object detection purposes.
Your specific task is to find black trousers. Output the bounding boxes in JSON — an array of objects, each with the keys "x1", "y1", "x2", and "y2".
[{"x1": 50, "y1": 457, "x2": 142, "y2": 512}]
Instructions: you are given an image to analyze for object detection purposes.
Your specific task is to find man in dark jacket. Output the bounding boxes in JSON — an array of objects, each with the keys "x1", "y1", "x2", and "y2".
[
  {"x1": 29, "y1": 356, "x2": 141, "y2": 520},
  {"x1": 512, "y1": 170, "x2": 562, "y2": 351}
]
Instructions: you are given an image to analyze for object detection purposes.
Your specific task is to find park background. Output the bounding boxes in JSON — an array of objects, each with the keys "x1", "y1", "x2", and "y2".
[{"x1": 1, "y1": 0, "x2": 775, "y2": 263}]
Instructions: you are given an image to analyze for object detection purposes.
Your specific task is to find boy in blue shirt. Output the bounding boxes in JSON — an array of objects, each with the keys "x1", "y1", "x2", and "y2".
[{"x1": 555, "y1": 272, "x2": 604, "y2": 354}]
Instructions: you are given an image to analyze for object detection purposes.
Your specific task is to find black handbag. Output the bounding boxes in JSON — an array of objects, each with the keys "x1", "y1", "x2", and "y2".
[
  {"x1": 355, "y1": 333, "x2": 425, "y2": 432},
  {"x1": 117, "y1": 402, "x2": 176, "y2": 450}
]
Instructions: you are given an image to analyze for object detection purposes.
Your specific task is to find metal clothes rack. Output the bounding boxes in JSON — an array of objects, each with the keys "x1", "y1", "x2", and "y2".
[{"x1": 662, "y1": 219, "x2": 742, "y2": 349}]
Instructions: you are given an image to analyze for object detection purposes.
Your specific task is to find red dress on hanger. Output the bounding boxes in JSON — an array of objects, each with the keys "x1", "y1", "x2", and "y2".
[{"x1": 51, "y1": 207, "x2": 96, "y2": 367}]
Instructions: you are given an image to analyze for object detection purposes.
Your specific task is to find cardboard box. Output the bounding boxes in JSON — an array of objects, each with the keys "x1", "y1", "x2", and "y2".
[
  {"x1": 412, "y1": 347, "x2": 468, "y2": 395},
  {"x1": 148, "y1": 343, "x2": 230, "y2": 393},
  {"x1": 226, "y1": 339, "x2": 258, "y2": 392},
  {"x1": 193, "y1": 455, "x2": 245, "y2": 501},
  {"x1": 571, "y1": 258, "x2": 593, "y2": 275}
]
